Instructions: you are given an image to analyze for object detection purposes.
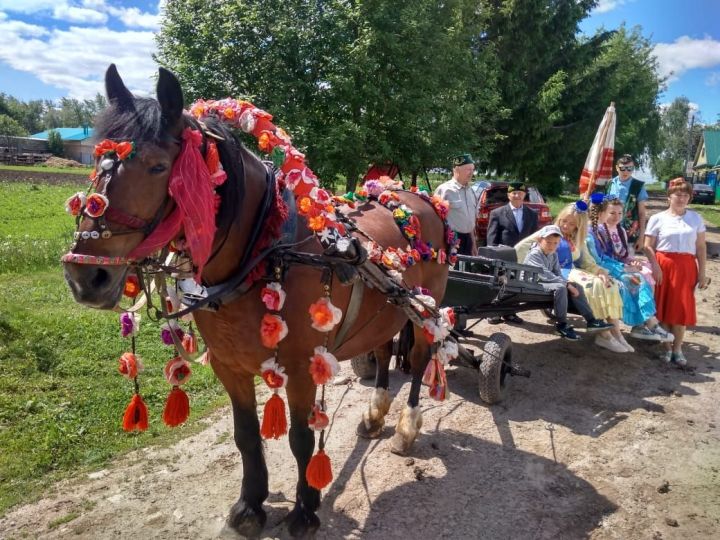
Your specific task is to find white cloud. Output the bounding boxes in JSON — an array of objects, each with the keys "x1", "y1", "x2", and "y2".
[
  {"x1": 0, "y1": 16, "x2": 159, "y2": 99},
  {"x1": 53, "y1": 5, "x2": 107, "y2": 25},
  {"x1": 107, "y1": 6, "x2": 160, "y2": 30},
  {"x1": 592, "y1": 0, "x2": 626, "y2": 14},
  {"x1": 654, "y1": 36, "x2": 720, "y2": 83}
]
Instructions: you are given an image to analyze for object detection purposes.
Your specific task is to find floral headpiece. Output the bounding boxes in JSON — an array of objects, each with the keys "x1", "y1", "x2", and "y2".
[
  {"x1": 669, "y1": 177, "x2": 686, "y2": 188},
  {"x1": 574, "y1": 200, "x2": 588, "y2": 213}
]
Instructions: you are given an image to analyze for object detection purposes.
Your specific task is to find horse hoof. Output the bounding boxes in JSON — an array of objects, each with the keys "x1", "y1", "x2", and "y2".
[
  {"x1": 356, "y1": 417, "x2": 384, "y2": 439},
  {"x1": 389, "y1": 431, "x2": 414, "y2": 455},
  {"x1": 227, "y1": 500, "x2": 266, "y2": 538},
  {"x1": 286, "y1": 506, "x2": 320, "y2": 538}
]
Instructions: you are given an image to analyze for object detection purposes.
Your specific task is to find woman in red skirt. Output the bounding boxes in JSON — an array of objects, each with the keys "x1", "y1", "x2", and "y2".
[{"x1": 644, "y1": 178, "x2": 710, "y2": 366}]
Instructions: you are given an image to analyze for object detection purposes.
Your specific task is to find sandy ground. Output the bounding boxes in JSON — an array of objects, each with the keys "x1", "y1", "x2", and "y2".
[{"x1": 2, "y1": 206, "x2": 719, "y2": 540}]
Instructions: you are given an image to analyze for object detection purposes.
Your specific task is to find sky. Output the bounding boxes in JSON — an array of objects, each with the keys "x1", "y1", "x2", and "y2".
[{"x1": 0, "y1": 0, "x2": 719, "y2": 124}]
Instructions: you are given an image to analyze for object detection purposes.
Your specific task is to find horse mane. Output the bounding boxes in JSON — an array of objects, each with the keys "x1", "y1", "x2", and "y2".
[{"x1": 93, "y1": 98, "x2": 247, "y2": 236}]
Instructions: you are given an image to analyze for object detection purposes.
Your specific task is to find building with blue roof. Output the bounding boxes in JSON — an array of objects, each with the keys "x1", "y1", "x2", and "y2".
[{"x1": 29, "y1": 126, "x2": 94, "y2": 164}]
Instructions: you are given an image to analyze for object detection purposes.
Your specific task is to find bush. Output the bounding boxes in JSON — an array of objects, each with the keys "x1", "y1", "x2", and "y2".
[{"x1": 47, "y1": 129, "x2": 64, "y2": 157}]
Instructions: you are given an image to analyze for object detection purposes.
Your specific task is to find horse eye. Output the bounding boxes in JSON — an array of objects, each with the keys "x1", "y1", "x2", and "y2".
[{"x1": 149, "y1": 164, "x2": 167, "y2": 174}]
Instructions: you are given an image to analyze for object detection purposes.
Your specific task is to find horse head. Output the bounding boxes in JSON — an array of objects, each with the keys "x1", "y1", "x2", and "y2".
[{"x1": 63, "y1": 64, "x2": 188, "y2": 308}]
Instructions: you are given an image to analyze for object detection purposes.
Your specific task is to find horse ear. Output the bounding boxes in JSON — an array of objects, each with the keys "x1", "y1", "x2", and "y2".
[
  {"x1": 157, "y1": 67, "x2": 184, "y2": 124},
  {"x1": 105, "y1": 64, "x2": 135, "y2": 111}
]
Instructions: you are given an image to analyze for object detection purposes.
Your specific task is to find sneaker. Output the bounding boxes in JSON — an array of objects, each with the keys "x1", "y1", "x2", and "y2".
[
  {"x1": 616, "y1": 334, "x2": 635, "y2": 353},
  {"x1": 556, "y1": 322, "x2": 581, "y2": 341},
  {"x1": 671, "y1": 351, "x2": 687, "y2": 367},
  {"x1": 503, "y1": 314, "x2": 525, "y2": 324},
  {"x1": 658, "y1": 350, "x2": 672, "y2": 363},
  {"x1": 630, "y1": 325, "x2": 662, "y2": 341},
  {"x1": 649, "y1": 325, "x2": 674, "y2": 343},
  {"x1": 487, "y1": 316, "x2": 502, "y2": 325},
  {"x1": 586, "y1": 319, "x2": 614, "y2": 332},
  {"x1": 595, "y1": 334, "x2": 628, "y2": 353}
]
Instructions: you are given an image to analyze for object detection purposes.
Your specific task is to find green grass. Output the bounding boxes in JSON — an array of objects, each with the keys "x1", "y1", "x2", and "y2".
[
  {"x1": 0, "y1": 164, "x2": 93, "y2": 175},
  {"x1": 0, "y1": 182, "x2": 228, "y2": 515}
]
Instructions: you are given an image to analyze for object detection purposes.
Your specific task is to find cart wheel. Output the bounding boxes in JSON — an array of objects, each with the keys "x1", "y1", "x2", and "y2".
[
  {"x1": 478, "y1": 332, "x2": 512, "y2": 405},
  {"x1": 351, "y1": 351, "x2": 377, "y2": 380}
]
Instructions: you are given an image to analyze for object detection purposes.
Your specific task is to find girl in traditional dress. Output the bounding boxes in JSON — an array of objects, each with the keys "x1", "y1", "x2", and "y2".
[
  {"x1": 516, "y1": 201, "x2": 628, "y2": 353},
  {"x1": 644, "y1": 178, "x2": 710, "y2": 366},
  {"x1": 588, "y1": 194, "x2": 673, "y2": 347}
]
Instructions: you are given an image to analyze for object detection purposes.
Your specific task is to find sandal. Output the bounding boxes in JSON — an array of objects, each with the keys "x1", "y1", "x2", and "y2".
[{"x1": 671, "y1": 351, "x2": 687, "y2": 367}]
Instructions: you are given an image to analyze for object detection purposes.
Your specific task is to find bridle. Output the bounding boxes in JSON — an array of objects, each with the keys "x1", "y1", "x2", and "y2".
[{"x1": 61, "y1": 139, "x2": 177, "y2": 266}]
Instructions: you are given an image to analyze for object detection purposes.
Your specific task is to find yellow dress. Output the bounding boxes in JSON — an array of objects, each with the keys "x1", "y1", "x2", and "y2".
[{"x1": 515, "y1": 233, "x2": 623, "y2": 320}]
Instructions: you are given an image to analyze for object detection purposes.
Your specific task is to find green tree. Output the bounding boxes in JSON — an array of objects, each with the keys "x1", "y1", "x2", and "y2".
[
  {"x1": 156, "y1": 0, "x2": 501, "y2": 191},
  {"x1": 651, "y1": 97, "x2": 702, "y2": 181},
  {"x1": 47, "y1": 129, "x2": 64, "y2": 156},
  {"x1": 0, "y1": 113, "x2": 28, "y2": 136}
]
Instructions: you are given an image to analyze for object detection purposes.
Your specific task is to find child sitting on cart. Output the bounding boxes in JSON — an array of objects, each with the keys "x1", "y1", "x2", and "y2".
[{"x1": 524, "y1": 225, "x2": 613, "y2": 340}]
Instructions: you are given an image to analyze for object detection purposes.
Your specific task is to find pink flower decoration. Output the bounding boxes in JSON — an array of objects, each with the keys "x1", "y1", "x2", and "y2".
[
  {"x1": 260, "y1": 282, "x2": 286, "y2": 311},
  {"x1": 118, "y1": 352, "x2": 143, "y2": 379},
  {"x1": 308, "y1": 402, "x2": 329, "y2": 431},
  {"x1": 161, "y1": 322, "x2": 185, "y2": 345},
  {"x1": 164, "y1": 357, "x2": 192, "y2": 386},
  {"x1": 119, "y1": 311, "x2": 140, "y2": 338},
  {"x1": 308, "y1": 346, "x2": 339, "y2": 385}
]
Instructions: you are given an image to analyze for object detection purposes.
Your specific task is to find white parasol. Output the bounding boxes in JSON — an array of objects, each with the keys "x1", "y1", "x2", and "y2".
[{"x1": 579, "y1": 102, "x2": 616, "y2": 196}]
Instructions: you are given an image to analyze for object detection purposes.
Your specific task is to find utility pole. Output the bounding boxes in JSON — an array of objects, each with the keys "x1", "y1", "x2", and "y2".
[{"x1": 684, "y1": 112, "x2": 695, "y2": 181}]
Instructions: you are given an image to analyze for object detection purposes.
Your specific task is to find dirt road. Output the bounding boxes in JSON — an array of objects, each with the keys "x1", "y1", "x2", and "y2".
[{"x1": 1, "y1": 205, "x2": 719, "y2": 540}]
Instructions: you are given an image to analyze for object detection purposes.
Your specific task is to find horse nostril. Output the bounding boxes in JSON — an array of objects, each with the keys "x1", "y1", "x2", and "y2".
[{"x1": 90, "y1": 267, "x2": 111, "y2": 289}]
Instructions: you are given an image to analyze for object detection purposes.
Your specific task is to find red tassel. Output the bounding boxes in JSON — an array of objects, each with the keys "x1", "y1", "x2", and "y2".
[
  {"x1": 306, "y1": 449, "x2": 333, "y2": 490},
  {"x1": 162, "y1": 386, "x2": 190, "y2": 427},
  {"x1": 122, "y1": 393, "x2": 148, "y2": 432},
  {"x1": 260, "y1": 392, "x2": 287, "y2": 439}
]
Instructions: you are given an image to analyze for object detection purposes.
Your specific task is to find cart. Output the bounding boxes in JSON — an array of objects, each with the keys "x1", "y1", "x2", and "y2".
[{"x1": 351, "y1": 246, "x2": 556, "y2": 404}]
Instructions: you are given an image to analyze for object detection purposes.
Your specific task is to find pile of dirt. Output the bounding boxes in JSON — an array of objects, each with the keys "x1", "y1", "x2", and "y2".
[{"x1": 43, "y1": 156, "x2": 86, "y2": 168}]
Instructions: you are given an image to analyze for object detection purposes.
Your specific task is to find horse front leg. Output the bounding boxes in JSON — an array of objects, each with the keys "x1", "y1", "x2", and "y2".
[
  {"x1": 357, "y1": 338, "x2": 394, "y2": 438},
  {"x1": 390, "y1": 324, "x2": 429, "y2": 455},
  {"x1": 284, "y1": 376, "x2": 321, "y2": 537},
  {"x1": 219, "y1": 372, "x2": 269, "y2": 537}
]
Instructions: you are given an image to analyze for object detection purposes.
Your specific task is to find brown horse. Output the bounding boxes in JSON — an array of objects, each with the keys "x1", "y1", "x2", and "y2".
[{"x1": 63, "y1": 65, "x2": 450, "y2": 537}]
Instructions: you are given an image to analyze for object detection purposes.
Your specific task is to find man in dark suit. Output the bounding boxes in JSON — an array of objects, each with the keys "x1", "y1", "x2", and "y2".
[{"x1": 486, "y1": 181, "x2": 539, "y2": 324}]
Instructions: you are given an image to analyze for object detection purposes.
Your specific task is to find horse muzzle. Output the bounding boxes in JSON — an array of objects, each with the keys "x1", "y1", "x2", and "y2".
[{"x1": 63, "y1": 262, "x2": 128, "y2": 309}]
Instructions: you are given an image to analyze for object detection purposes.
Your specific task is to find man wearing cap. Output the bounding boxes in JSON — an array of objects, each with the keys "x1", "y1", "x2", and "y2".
[
  {"x1": 486, "y1": 181, "x2": 539, "y2": 324},
  {"x1": 434, "y1": 153, "x2": 478, "y2": 256}
]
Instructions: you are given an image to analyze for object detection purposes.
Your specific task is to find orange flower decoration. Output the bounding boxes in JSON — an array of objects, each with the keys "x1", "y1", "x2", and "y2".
[
  {"x1": 260, "y1": 313, "x2": 288, "y2": 349},
  {"x1": 115, "y1": 141, "x2": 135, "y2": 160},
  {"x1": 308, "y1": 346, "x2": 339, "y2": 385},
  {"x1": 258, "y1": 130, "x2": 279, "y2": 153},
  {"x1": 123, "y1": 275, "x2": 141, "y2": 298},
  {"x1": 308, "y1": 214, "x2": 326, "y2": 232},
  {"x1": 298, "y1": 196, "x2": 314, "y2": 215},
  {"x1": 308, "y1": 297, "x2": 342, "y2": 332},
  {"x1": 64, "y1": 192, "x2": 86, "y2": 216},
  {"x1": 94, "y1": 139, "x2": 117, "y2": 157},
  {"x1": 118, "y1": 352, "x2": 143, "y2": 379}
]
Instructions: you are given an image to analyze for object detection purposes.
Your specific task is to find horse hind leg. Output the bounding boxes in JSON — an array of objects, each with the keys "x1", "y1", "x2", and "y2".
[
  {"x1": 390, "y1": 324, "x2": 428, "y2": 455},
  {"x1": 357, "y1": 338, "x2": 395, "y2": 438},
  {"x1": 222, "y1": 375, "x2": 269, "y2": 537}
]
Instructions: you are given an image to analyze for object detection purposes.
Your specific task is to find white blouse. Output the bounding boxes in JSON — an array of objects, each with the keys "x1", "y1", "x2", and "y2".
[{"x1": 645, "y1": 210, "x2": 706, "y2": 255}]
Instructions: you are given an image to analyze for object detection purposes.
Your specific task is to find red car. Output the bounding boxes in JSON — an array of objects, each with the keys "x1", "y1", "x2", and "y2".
[{"x1": 473, "y1": 181, "x2": 553, "y2": 245}]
